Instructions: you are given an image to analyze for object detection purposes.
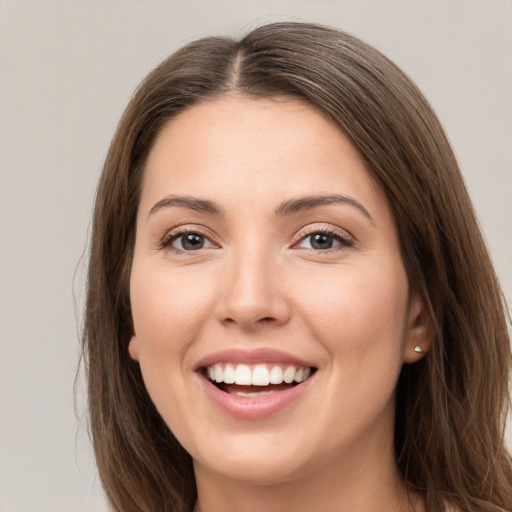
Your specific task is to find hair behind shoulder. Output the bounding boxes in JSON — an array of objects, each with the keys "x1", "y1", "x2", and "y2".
[{"x1": 82, "y1": 21, "x2": 512, "y2": 512}]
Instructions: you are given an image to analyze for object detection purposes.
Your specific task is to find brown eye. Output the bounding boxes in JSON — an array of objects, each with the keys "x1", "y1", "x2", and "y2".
[
  {"x1": 169, "y1": 232, "x2": 210, "y2": 251},
  {"x1": 296, "y1": 230, "x2": 353, "y2": 251},
  {"x1": 309, "y1": 233, "x2": 334, "y2": 250}
]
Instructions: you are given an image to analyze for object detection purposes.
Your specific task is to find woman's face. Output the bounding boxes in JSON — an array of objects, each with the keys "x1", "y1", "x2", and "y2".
[{"x1": 129, "y1": 95, "x2": 428, "y2": 485}]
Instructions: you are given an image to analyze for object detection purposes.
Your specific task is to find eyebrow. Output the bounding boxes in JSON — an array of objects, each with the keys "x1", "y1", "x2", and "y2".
[
  {"x1": 148, "y1": 195, "x2": 223, "y2": 218},
  {"x1": 148, "y1": 193, "x2": 373, "y2": 222},
  {"x1": 275, "y1": 194, "x2": 374, "y2": 222}
]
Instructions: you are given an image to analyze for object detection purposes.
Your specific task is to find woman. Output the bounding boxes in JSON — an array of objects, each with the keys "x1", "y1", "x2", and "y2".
[{"x1": 82, "y1": 22, "x2": 512, "y2": 511}]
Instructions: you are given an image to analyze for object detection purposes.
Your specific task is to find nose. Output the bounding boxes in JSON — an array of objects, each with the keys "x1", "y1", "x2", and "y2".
[{"x1": 215, "y1": 246, "x2": 291, "y2": 331}]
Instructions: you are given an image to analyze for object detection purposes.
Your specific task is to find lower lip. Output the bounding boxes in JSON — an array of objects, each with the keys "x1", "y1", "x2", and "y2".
[{"x1": 196, "y1": 373, "x2": 315, "y2": 421}]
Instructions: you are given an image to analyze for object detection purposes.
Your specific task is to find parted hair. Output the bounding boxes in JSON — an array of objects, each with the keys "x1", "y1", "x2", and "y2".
[{"x1": 82, "y1": 22, "x2": 512, "y2": 512}]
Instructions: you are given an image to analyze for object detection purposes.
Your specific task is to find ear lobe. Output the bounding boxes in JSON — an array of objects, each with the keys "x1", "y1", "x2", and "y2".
[
  {"x1": 403, "y1": 292, "x2": 432, "y2": 364},
  {"x1": 128, "y1": 335, "x2": 140, "y2": 361}
]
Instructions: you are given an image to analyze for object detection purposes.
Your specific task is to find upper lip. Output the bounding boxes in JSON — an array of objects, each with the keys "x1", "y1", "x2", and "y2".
[{"x1": 194, "y1": 348, "x2": 316, "y2": 370}]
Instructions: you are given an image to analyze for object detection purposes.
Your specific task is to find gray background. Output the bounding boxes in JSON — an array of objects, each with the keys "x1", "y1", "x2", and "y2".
[{"x1": 0, "y1": 1, "x2": 510, "y2": 511}]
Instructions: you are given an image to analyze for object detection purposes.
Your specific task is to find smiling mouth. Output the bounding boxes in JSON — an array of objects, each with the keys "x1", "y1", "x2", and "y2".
[{"x1": 202, "y1": 363, "x2": 317, "y2": 397}]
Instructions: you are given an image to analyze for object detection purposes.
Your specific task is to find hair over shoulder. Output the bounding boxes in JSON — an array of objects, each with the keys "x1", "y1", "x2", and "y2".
[{"x1": 82, "y1": 22, "x2": 512, "y2": 512}]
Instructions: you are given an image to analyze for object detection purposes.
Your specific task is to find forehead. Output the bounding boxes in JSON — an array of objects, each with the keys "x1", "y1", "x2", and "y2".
[{"x1": 140, "y1": 94, "x2": 386, "y2": 219}]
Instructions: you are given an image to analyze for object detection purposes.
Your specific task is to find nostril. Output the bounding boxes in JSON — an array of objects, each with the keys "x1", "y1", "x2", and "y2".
[{"x1": 223, "y1": 316, "x2": 277, "y2": 326}]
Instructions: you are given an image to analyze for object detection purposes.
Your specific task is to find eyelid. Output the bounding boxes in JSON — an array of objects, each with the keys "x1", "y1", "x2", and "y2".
[
  {"x1": 160, "y1": 225, "x2": 219, "y2": 252},
  {"x1": 158, "y1": 223, "x2": 354, "y2": 253},
  {"x1": 292, "y1": 224, "x2": 355, "y2": 249}
]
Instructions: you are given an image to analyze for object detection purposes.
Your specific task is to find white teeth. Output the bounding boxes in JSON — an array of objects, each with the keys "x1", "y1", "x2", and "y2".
[
  {"x1": 269, "y1": 366, "x2": 284, "y2": 384},
  {"x1": 252, "y1": 365, "x2": 270, "y2": 386},
  {"x1": 205, "y1": 363, "x2": 313, "y2": 386},
  {"x1": 283, "y1": 366, "x2": 296, "y2": 384},
  {"x1": 224, "y1": 363, "x2": 235, "y2": 384},
  {"x1": 294, "y1": 368, "x2": 304, "y2": 383},
  {"x1": 294, "y1": 368, "x2": 311, "y2": 382},
  {"x1": 234, "y1": 364, "x2": 252, "y2": 385},
  {"x1": 214, "y1": 364, "x2": 223, "y2": 383},
  {"x1": 233, "y1": 390, "x2": 277, "y2": 397}
]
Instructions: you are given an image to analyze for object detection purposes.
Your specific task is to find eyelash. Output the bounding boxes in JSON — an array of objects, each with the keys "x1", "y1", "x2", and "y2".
[
  {"x1": 160, "y1": 227, "x2": 214, "y2": 253},
  {"x1": 160, "y1": 226, "x2": 354, "y2": 254},
  {"x1": 293, "y1": 226, "x2": 354, "y2": 252}
]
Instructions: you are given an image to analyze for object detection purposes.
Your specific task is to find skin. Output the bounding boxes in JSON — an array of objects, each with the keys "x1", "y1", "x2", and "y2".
[{"x1": 128, "y1": 95, "x2": 430, "y2": 512}]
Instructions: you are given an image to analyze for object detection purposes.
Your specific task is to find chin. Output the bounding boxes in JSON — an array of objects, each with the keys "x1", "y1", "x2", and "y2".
[{"x1": 194, "y1": 446, "x2": 314, "y2": 486}]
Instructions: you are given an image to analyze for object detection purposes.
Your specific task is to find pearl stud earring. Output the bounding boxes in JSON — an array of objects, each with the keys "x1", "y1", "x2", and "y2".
[{"x1": 414, "y1": 345, "x2": 423, "y2": 353}]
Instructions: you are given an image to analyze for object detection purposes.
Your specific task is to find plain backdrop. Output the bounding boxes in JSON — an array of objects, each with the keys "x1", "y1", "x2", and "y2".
[{"x1": 0, "y1": 1, "x2": 510, "y2": 511}]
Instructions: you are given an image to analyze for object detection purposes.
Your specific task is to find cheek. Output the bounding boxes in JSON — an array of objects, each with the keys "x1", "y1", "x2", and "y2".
[
  {"x1": 130, "y1": 264, "x2": 214, "y2": 363},
  {"x1": 294, "y1": 261, "x2": 409, "y2": 433},
  {"x1": 129, "y1": 264, "x2": 216, "y2": 441},
  {"x1": 296, "y1": 260, "x2": 409, "y2": 367}
]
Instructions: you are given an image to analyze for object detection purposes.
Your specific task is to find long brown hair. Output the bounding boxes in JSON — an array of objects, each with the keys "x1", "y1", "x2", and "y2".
[{"x1": 82, "y1": 22, "x2": 512, "y2": 511}]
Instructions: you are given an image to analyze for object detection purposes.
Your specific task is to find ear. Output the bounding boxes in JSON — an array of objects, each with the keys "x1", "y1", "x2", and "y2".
[
  {"x1": 128, "y1": 334, "x2": 140, "y2": 361},
  {"x1": 402, "y1": 291, "x2": 432, "y2": 364}
]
